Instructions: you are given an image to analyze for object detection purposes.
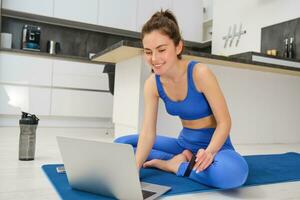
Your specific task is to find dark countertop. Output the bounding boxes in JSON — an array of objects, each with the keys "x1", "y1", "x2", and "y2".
[
  {"x1": 92, "y1": 40, "x2": 300, "y2": 73},
  {"x1": 230, "y1": 51, "x2": 300, "y2": 63},
  {"x1": 186, "y1": 50, "x2": 300, "y2": 72},
  {"x1": 0, "y1": 48, "x2": 107, "y2": 65}
]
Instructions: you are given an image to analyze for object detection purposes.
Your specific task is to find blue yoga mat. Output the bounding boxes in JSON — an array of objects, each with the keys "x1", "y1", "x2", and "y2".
[{"x1": 42, "y1": 152, "x2": 300, "y2": 200}]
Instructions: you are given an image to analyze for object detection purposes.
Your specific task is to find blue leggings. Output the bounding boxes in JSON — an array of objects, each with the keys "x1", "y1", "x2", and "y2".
[{"x1": 114, "y1": 128, "x2": 249, "y2": 189}]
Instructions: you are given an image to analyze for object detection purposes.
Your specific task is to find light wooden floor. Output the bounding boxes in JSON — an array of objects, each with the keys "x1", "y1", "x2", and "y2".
[{"x1": 0, "y1": 127, "x2": 300, "y2": 200}]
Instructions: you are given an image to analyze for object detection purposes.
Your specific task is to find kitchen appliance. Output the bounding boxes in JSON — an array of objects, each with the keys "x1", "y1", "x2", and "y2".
[
  {"x1": 46, "y1": 40, "x2": 61, "y2": 54},
  {"x1": 21, "y1": 25, "x2": 41, "y2": 51}
]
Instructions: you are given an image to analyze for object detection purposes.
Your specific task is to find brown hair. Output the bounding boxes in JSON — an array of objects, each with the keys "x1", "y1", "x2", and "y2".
[{"x1": 141, "y1": 9, "x2": 184, "y2": 59}]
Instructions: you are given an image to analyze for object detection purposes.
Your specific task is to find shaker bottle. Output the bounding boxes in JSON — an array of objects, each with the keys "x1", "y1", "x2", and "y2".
[{"x1": 19, "y1": 112, "x2": 39, "y2": 161}]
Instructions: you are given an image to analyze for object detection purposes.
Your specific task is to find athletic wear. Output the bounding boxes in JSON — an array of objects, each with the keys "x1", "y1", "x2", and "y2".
[
  {"x1": 155, "y1": 61, "x2": 212, "y2": 120},
  {"x1": 115, "y1": 129, "x2": 249, "y2": 189},
  {"x1": 114, "y1": 61, "x2": 249, "y2": 189}
]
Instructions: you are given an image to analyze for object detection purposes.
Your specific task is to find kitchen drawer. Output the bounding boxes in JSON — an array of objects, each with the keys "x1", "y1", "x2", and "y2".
[
  {"x1": 0, "y1": 84, "x2": 51, "y2": 115},
  {"x1": 52, "y1": 60, "x2": 109, "y2": 90},
  {"x1": 0, "y1": 52, "x2": 53, "y2": 86},
  {"x1": 51, "y1": 89, "x2": 113, "y2": 118}
]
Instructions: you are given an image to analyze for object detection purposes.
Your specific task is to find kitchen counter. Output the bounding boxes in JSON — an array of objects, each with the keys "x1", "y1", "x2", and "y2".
[
  {"x1": 92, "y1": 40, "x2": 300, "y2": 76},
  {"x1": 91, "y1": 39, "x2": 300, "y2": 140},
  {"x1": 230, "y1": 51, "x2": 300, "y2": 69}
]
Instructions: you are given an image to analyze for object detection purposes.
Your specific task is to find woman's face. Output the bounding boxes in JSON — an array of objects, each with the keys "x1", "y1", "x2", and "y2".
[{"x1": 142, "y1": 30, "x2": 182, "y2": 75}]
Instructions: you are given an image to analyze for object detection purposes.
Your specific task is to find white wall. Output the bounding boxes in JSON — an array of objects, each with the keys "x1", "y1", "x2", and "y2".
[
  {"x1": 209, "y1": 64, "x2": 300, "y2": 144},
  {"x1": 212, "y1": 0, "x2": 300, "y2": 56}
]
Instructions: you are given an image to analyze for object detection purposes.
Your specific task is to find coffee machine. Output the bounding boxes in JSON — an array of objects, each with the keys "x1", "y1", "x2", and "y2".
[{"x1": 21, "y1": 25, "x2": 41, "y2": 51}]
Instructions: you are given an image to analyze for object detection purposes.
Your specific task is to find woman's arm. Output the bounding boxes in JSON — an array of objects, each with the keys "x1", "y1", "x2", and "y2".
[
  {"x1": 135, "y1": 75, "x2": 159, "y2": 169},
  {"x1": 193, "y1": 63, "x2": 232, "y2": 172}
]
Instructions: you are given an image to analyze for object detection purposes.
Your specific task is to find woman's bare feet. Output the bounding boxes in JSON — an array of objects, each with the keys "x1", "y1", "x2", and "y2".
[
  {"x1": 182, "y1": 149, "x2": 193, "y2": 161},
  {"x1": 143, "y1": 149, "x2": 194, "y2": 174}
]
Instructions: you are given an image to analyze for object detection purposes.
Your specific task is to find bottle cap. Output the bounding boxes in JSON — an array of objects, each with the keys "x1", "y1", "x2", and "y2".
[{"x1": 19, "y1": 112, "x2": 39, "y2": 125}]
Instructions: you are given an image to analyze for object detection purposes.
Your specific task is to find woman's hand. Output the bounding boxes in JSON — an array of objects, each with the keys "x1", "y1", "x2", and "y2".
[{"x1": 193, "y1": 149, "x2": 216, "y2": 173}]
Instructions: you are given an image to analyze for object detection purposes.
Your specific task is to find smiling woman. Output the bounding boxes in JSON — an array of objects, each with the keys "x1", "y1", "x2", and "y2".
[
  {"x1": 114, "y1": 9, "x2": 249, "y2": 189},
  {"x1": 142, "y1": 10, "x2": 183, "y2": 76}
]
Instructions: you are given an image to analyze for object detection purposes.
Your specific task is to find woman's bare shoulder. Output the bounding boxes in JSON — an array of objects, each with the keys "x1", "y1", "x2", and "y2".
[
  {"x1": 144, "y1": 73, "x2": 159, "y2": 97},
  {"x1": 194, "y1": 62, "x2": 210, "y2": 75},
  {"x1": 193, "y1": 62, "x2": 216, "y2": 92}
]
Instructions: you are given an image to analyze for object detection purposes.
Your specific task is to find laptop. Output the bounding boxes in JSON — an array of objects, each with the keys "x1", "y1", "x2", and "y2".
[{"x1": 56, "y1": 136, "x2": 171, "y2": 200}]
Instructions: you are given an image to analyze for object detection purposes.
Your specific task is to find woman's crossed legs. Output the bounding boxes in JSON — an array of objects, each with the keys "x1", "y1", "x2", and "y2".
[{"x1": 114, "y1": 134, "x2": 248, "y2": 189}]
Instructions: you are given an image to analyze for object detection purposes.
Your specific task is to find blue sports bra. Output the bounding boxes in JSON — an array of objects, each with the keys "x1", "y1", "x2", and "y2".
[{"x1": 155, "y1": 61, "x2": 213, "y2": 120}]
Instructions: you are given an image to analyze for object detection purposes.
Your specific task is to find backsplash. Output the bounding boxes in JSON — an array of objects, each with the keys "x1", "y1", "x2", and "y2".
[
  {"x1": 261, "y1": 17, "x2": 299, "y2": 60},
  {"x1": 1, "y1": 17, "x2": 140, "y2": 58}
]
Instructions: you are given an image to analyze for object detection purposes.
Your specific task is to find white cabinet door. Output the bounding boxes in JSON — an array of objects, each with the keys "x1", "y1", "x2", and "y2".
[
  {"x1": 51, "y1": 89, "x2": 113, "y2": 118},
  {"x1": 0, "y1": 84, "x2": 51, "y2": 115},
  {"x1": 53, "y1": 0, "x2": 98, "y2": 24},
  {"x1": 171, "y1": 0, "x2": 203, "y2": 42},
  {"x1": 2, "y1": 0, "x2": 53, "y2": 16},
  {"x1": 203, "y1": 0, "x2": 213, "y2": 22},
  {"x1": 98, "y1": 0, "x2": 138, "y2": 32},
  {"x1": 136, "y1": 0, "x2": 172, "y2": 31},
  {"x1": 52, "y1": 60, "x2": 109, "y2": 91},
  {"x1": 0, "y1": 53, "x2": 53, "y2": 86}
]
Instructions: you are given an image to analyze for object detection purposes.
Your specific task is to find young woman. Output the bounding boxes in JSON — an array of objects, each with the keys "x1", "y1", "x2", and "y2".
[{"x1": 115, "y1": 10, "x2": 248, "y2": 189}]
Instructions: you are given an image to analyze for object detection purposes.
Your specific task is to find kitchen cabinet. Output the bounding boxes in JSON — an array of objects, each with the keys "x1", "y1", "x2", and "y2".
[
  {"x1": 0, "y1": 52, "x2": 113, "y2": 119},
  {"x1": 136, "y1": 0, "x2": 203, "y2": 42},
  {"x1": 53, "y1": 0, "x2": 98, "y2": 24},
  {"x1": 98, "y1": 0, "x2": 138, "y2": 32},
  {"x1": 202, "y1": 0, "x2": 213, "y2": 41},
  {"x1": 52, "y1": 60, "x2": 108, "y2": 91},
  {"x1": 2, "y1": 0, "x2": 204, "y2": 42},
  {"x1": 0, "y1": 52, "x2": 52, "y2": 86},
  {"x1": 136, "y1": 0, "x2": 172, "y2": 32},
  {"x1": 0, "y1": 84, "x2": 51, "y2": 115},
  {"x1": 202, "y1": 0, "x2": 213, "y2": 22},
  {"x1": 2, "y1": 0, "x2": 54, "y2": 17},
  {"x1": 51, "y1": 89, "x2": 113, "y2": 118},
  {"x1": 171, "y1": 0, "x2": 203, "y2": 42},
  {"x1": 51, "y1": 59, "x2": 112, "y2": 118}
]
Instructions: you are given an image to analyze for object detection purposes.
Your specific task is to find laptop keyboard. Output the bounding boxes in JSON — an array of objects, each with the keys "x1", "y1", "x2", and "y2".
[{"x1": 142, "y1": 190, "x2": 156, "y2": 199}]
